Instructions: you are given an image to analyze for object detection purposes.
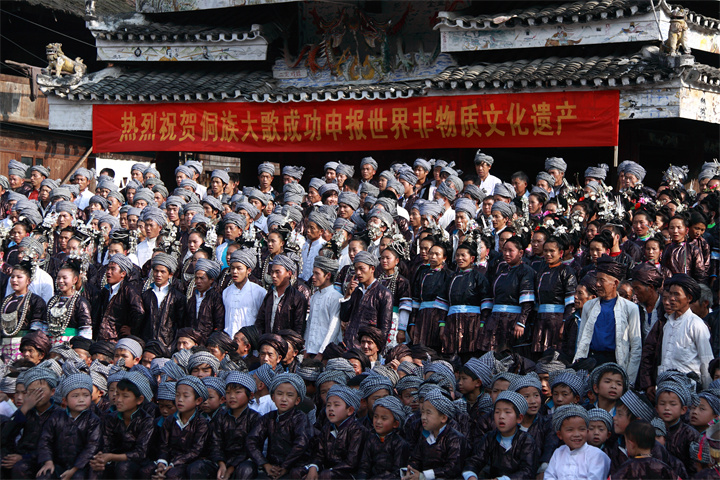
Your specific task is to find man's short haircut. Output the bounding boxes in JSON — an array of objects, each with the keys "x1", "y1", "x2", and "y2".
[{"x1": 511, "y1": 171, "x2": 529, "y2": 183}]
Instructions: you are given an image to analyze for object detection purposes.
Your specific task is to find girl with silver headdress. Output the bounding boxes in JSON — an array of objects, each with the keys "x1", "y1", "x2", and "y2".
[
  {"x1": 378, "y1": 235, "x2": 413, "y2": 348},
  {"x1": 1, "y1": 260, "x2": 47, "y2": 361},
  {"x1": 45, "y1": 258, "x2": 92, "y2": 346}
]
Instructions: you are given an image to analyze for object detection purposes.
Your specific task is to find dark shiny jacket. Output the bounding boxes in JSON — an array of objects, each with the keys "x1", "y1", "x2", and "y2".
[
  {"x1": 464, "y1": 428, "x2": 539, "y2": 480},
  {"x1": 605, "y1": 438, "x2": 688, "y2": 478},
  {"x1": 184, "y1": 286, "x2": 225, "y2": 343},
  {"x1": 141, "y1": 285, "x2": 187, "y2": 347},
  {"x1": 37, "y1": 408, "x2": 102, "y2": 470},
  {"x1": 662, "y1": 241, "x2": 708, "y2": 283},
  {"x1": 1, "y1": 403, "x2": 58, "y2": 457},
  {"x1": 524, "y1": 413, "x2": 559, "y2": 465},
  {"x1": 665, "y1": 420, "x2": 700, "y2": 475},
  {"x1": 613, "y1": 456, "x2": 679, "y2": 480},
  {"x1": 536, "y1": 263, "x2": 577, "y2": 310},
  {"x1": 408, "y1": 426, "x2": 467, "y2": 479},
  {"x1": 2, "y1": 291, "x2": 46, "y2": 330},
  {"x1": 310, "y1": 416, "x2": 367, "y2": 476},
  {"x1": 93, "y1": 280, "x2": 145, "y2": 341},
  {"x1": 208, "y1": 406, "x2": 261, "y2": 467},
  {"x1": 357, "y1": 430, "x2": 411, "y2": 480},
  {"x1": 636, "y1": 310, "x2": 668, "y2": 392},
  {"x1": 255, "y1": 285, "x2": 308, "y2": 336},
  {"x1": 157, "y1": 411, "x2": 209, "y2": 466},
  {"x1": 247, "y1": 408, "x2": 312, "y2": 470},
  {"x1": 100, "y1": 407, "x2": 155, "y2": 463},
  {"x1": 341, "y1": 280, "x2": 393, "y2": 349}
]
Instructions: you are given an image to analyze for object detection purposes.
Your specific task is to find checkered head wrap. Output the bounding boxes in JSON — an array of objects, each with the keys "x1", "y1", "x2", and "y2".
[
  {"x1": 464, "y1": 358, "x2": 493, "y2": 387},
  {"x1": 202, "y1": 376, "x2": 226, "y2": 397},
  {"x1": 552, "y1": 404, "x2": 589, "y2": 432},
  {"x1": 253, "y1": 363, "x2": 276, "y2": 388},
  {"x1": 325, "y1": 358, "x2": 356, "y2": 379},
  {"x1": 60, "y1": 373, "x2": 93, "y2": 396},
  {"x1": 509, "y1": 372, "x2": 543, "y2": 395},
  {"x1": 619, "y1": 390, "x2": 656, "y2": 422},
  {"x1": 396, "y1": 375, "x2": 422, "y2": 396},
  {"x1": 698, "y1": 391, "x2": 720, "y2": 415},
  {"x1": 360, "y1": 375, "x2": 394, "y2": 399},
  {"x1": 188, "y1": 351, "x2": 220, "y2": 376},
  {"x1": 587, "y1": 407, "x2": 613, "y2": 430},
  {"x1": 296, "y1": 363, "x2": 323, "y2": 382},
  {"x1": 315, "y1": 369, "x2": 348, "y2": 388},
  {"x1": 24, "y1": 365, "x2": 60, "y2": 389},
  {"x1": 271, "y1": 373, "x2": 306, "y2": 401},
  {"x1": 107, "y1": 367, "x2": 127, "y2": 386},
  {"x1": 157, "y1": 381, "x2": 176, "y2": 401},
  {"x1": 374, "y1": 395, "x2": 407, "y2": 426},
  {"x1": 162, "y1": 361, "x2": 187, "y2": 381},
  {"x1": 656, "y1": 381, "x2": 692, "y2": 407},
  {"x1": 369, "y1": 366, "x2": 399, "y2": 386},
  {"x1": 690, "y1": 441, "x2": 712, "y2": 465},
  {"x1": 90, "y1": 361, "x2": 109, "y2": 393},
  {"x1": 178, "y1": 375, "x2": 210, "y2": 401},
  {"x1": 551, "y1": 371, "x2": 584, "y2": 397},
  {"x1": 495, "y1": 391, "x2": 528, "y2": 416},
  {"x1": 423, "y1": 387, "x2": 455, "y2": 419},
  {"x1": 150, "y1": 358, "x2": 170, "y2": 378},
  {"x1": 398, "y1": 361, "x2": 422, "y2": 377},
  {"x1": 225, "y1": 371, "x2": 256, "y2": 394},
  {"x1": 651, "y1": 417, "x2": 667, "y2": 437},
  {"x1": 173, "y1": 349, "x2": 192, "y2": 368},
  {"x1": 590, "y1": 362, "x2": 629, "y2": 391},
  {"x1": 124, "y1": 371, "x2": 154, "y2": 401},
  {"x1": 327, "y1": 384, "x2": 361, "y2": 411}
]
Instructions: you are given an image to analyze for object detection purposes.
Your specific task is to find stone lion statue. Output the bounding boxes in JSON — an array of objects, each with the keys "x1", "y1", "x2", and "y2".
[{"x1": 45, "y1": 43, "x2": 87, "y2": 77}]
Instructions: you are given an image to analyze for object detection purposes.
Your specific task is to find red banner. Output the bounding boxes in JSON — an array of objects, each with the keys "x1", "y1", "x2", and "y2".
[{"x1": 93, "y1": 91, "x2": 619, "y2": 152}]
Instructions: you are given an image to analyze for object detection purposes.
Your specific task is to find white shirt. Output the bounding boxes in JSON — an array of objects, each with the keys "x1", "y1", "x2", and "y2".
[
  {"x1": 478, "y1": 174, "x2": 501, "y2": 197},
  {"x1": 222, "y1": 281, "x2": 266, "y2": 337},
  {"x1": 544, "y1": 443, "x2": 610, "y2": 480},
  {"x1": 195, "y1": 289, "x2": 207, "y2": 318},
  {"x1": 6, "y1": 267, "x2": 54, "y2": 303},
  {"x1": 196, "y1": 184, "x2": 208, "y2": 199},
  {"x1": 641, "y1": 296, "x2": 663, "y2": 339},
  {"x1": 439, "y1": 207, "x2": 455, "y2": 230},
  {"x1": 152, "y1": 283, "x2": 170, "y2": 306},
  {"x1": 338, "y1": 245, "x2": 350, "y2": 271},
  {"x1": 74, "y1": 189, "x2": 93, "y2": 211},
  {"x1": 249, "y1": 394, "x2": 277, "y2": 416},
  {"x1": 659, "y1": 307, "x2": 714, "y2": 388},
  {"x1": 107, "y1": 281, "x2": 122, "y2": 301},
  {"x1": 305, "y1": 285, "x2": 343, "y2": 354},
  {"x1": 136, "y1": 236, "x2": 157, "y2": 268},
  {"x1": 300, "y1": 238, "x2": 326, "y2": 281},
  {"x1": 270, "y1": 288, "x2": 285, "y2": 332},
  {"x1": 216, "y1": 242, "x2": 229, "y2": 269}
]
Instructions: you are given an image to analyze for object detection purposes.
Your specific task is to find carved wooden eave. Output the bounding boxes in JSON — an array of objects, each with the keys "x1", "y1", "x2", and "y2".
[
  {"x1": 87, "y1": 14, "x2": 276, "y2": 61},
  {"x1": 435, "y1": 0, "x2": 719, "y2": 54}
]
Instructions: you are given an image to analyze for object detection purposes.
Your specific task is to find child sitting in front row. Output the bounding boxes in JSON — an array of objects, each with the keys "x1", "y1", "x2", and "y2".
[
  {"x1": 544, "y1": 404, "x2": 611, "y2": 480},
  {"x1": 246, "y1": 373, "x2": 312, "y2": 480},
  {"x1": 463, "y1": 391, "x2": 539, "y2": 480},
  {"x1": 207, "y1": 372, "x2": 260, "y2": 480},
  {"x1": 403, "y1": 387, "x2": 467, "y2": 480},
  {"x1": 36, "y1": 373, "x2": 102, "y2": 479},
  {"x1": 90, "y1": 373, "x2": 155, "y2": 478},
  {"x1": 139, "y1": 375, "x2": 210, "y2": 479},
  {"x1": 612, "y1": 420, "x2": 677, "y2": 479},
  {"x1": 357, "y1": 396, "x2": 411, "y2": 480},
  {"x1": 306, "y1": 384, "x2": 367, "y2": 479}
]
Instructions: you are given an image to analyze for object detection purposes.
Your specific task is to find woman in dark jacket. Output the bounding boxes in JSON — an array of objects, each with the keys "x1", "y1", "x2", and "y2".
[
  {"x1": 662, "y1": 213, "x2": 708, "y2": 283},
  {"x1": 0, "y1": 261, "x2": 47, "y2": 361},
  {"x1": 46, "y1": 259, "x2": 93, "y2": 342}
]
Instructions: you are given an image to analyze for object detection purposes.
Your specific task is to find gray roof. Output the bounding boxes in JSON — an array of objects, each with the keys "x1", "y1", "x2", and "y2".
[
  {"x1": 38, "y1": 50, "x2": 720, "y2": 102},
  {"x1": 427, "y1": 51, "x2": 676, "y2": 90},
  {"x1": 18, "y1": 0, "x2": 134, "y2": 16},
  {"x1": 436, "y1": 0, "x2": 718, "y2": 32},
  {"x1": 91, "y1": 15, "x2": 276, "y2": 43}
]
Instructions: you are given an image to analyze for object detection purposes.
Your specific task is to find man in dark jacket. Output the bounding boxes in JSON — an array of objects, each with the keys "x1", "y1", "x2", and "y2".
[
  {"x1": 255, "y1": 255, "x2": 308, "y2": 336},
  {"x1": 93, "y1": 253, "x2": 144, "y2": 341},
  {"x1": 185, "y1": 258, "x2": 225, "y2": 343},
  {"x1": 141, "y1": 253, "x2": 186, "y2": 348},
  {"x1": 340, "y1": 251, "x2": 393, "y2": 349}
]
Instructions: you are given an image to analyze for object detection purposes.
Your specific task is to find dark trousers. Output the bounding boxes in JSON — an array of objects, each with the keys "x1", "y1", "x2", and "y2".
[{"x1": 589, "y1": 349, "x2": 617, "y2": 367}]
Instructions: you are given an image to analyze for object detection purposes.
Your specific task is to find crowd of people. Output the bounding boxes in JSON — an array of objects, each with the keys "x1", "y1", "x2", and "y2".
[{"x1": 0, "y1": 152, "x2": 718, "y2": 479}]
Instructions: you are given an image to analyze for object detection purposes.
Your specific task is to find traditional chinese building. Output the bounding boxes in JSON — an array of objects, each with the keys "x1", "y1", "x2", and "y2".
[{"x1": 36, "y1": 0, "x2": 720, "y2": 185}]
